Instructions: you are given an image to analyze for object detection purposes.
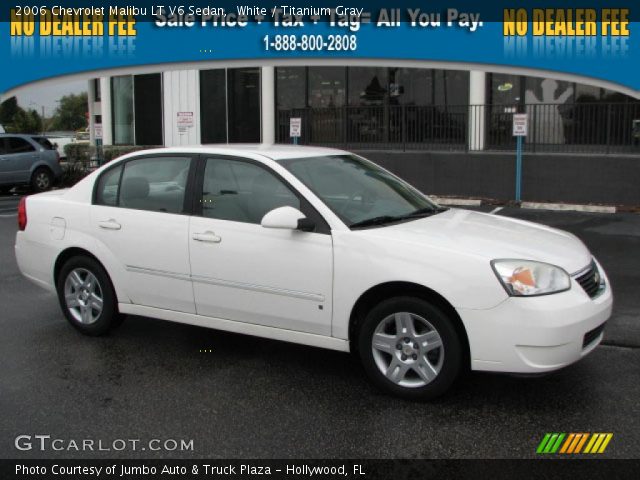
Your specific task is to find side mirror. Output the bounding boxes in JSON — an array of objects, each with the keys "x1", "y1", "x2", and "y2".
[{"x1": 261, "y1": 206, "x2": 315, "y2": 232}]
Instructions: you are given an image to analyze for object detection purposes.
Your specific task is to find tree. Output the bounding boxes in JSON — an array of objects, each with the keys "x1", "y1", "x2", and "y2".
[
  {"x1": 0, "y1": 96, "x2": 20, "y2": 126},
  {"x1": 52, "y1": 92, "x2": 88, "y2": 131},
  {"x1": 11, "y1": 108, "x2": 42, "y2": 134}
]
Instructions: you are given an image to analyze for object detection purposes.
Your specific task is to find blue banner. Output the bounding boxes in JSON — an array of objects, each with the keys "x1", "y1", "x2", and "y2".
[{"x1": 2, "y1": 1, "x2": 639, "y2": 94}]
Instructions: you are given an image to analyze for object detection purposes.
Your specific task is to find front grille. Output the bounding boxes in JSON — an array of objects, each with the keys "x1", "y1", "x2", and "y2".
[
  {"x1": 583, "y1": 322, "x2": 606, "y2": 349},
  {"x1": 574, "y1": 261, "x2": 603, "y2": 299}
]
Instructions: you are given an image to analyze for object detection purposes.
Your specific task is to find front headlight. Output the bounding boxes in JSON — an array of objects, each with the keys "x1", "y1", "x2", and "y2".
[{"x1": 491, "y1": 260, "x2": 571, "y2": 296}]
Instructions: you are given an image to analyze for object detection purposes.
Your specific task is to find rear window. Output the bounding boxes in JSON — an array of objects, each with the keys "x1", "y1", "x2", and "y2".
[{"x1": 33, "y1": 136, "x2": 54, "y2": 150}]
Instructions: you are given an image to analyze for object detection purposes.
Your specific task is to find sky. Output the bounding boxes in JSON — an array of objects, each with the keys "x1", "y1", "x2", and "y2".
[{"x1": 10, "y1": 79, "x2": 88, "y2": 117}]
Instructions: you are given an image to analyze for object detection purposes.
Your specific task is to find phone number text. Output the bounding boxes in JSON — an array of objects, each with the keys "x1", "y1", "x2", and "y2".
[{"x1": 263, "y1": 34, "x2": 357, "y2": 51}]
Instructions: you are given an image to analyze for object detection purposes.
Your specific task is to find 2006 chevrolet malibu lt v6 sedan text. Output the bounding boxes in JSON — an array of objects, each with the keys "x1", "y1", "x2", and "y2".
[{"x1": 15, "y1": 145, "x2": 612, "y2": 399}]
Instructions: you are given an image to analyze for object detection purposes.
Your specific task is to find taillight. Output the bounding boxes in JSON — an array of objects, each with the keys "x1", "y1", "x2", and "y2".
[{"x1": 18, "y1": 197, "x2": 27, "y2": 231}]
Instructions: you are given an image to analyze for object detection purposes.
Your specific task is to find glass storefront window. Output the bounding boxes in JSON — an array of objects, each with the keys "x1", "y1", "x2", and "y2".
[
  {"x1": 111, "y1": 74, "x2": 162, "y2": 145},
  {"x1": 388, "y1": 68, "x2": 433, "y2": 106},
  {"x1": 134, "y1": 73, "x2": 163, "y2": 145},
  {"x1": 525, "y1": 77, "x2": 574, "y2": 105},
  {"x1": 276, "y1": 67, "x2": 306, "y2": 109},
  {"x1": 200, "y1": 69, "x2": 228, "y2": 143},
  {"x1": 308, "y1": 67, "x2": 346, "y2": 108},
  {"x1": 227, "y1": 68, "x2": 261, "y2": 143},
  {"x1": 111, "y1": 76, "x2": 134, "y2": 145},
  {"x1": 348, "y1": 67, "x2": 388, "y2": 106},
  {"x1": 434, "y1": 70, "x2": 469, "y2": 106},
  {"x1": 489, "y1": 73, "x2": 522, "y2": 105},
  {"x1": 575, "y1": 84, "x2": 602, "y2": 103}
]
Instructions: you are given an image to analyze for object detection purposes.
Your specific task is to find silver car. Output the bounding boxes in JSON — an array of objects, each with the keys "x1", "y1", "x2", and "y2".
[{"x1": 0, "y1": 134, "x2": 62, "y2": 193}]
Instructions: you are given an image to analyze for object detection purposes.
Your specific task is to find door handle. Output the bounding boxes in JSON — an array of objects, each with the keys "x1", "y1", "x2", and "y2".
[
  {"x1": 192, "y1": 231, "x2": 222, "y2": 243},
  {"x1": 98, "y1": 219, "x2": 121, "y2": 230}
]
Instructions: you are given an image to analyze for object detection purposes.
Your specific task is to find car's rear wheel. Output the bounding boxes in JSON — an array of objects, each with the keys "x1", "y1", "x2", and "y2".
[
  {"x1": 357, "y1": 296, "x2": 463, "y2": 400},
  {"x1": 56, "y1": 256, "x2": 123, "y2": 336},
  {"x1": 31, "y1": 167, "x2": 53, "y2": 192}
]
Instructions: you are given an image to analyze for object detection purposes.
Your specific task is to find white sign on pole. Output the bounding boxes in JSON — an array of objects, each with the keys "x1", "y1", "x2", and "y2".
[
  {"x1": 290, "y1": 117, "x2": 302, "y2": 138},
  {"x1": 94, "y1": 123, "x2": 103, "y2": 140},
  {"x1": 513, "y1": 113, "x2": 528, "y2": 137},
  {"x1": 177, "y1": 112, "x2": 194, "y2": 134}
]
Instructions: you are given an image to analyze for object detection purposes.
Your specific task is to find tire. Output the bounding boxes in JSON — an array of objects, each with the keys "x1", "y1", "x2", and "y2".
[
  {"x1": 56, "y1": 256, "x2": 124, "y2": 336},
  {"x1": 357, "y1": 296, "x2": 463, "y2": 400},
  {"x1": 31, "y1": 167, "x2": 53, "y2": 192}
]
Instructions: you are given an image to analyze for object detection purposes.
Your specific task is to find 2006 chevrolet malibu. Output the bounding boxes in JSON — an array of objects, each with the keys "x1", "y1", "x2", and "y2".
[{"x1": 15, "y1": 145, "x2": 612, "y2": 399}]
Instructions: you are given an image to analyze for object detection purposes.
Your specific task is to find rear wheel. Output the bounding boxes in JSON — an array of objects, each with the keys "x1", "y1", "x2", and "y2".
[
  {"x1": 56, "y1": 256, "x2": 123, "y2": 336},
  {"x1": 31, "y1": 167, "x2": 53, "y2": 192},
  {"x1": 357, "y1": 296, "x2": 463, "y2": 400}
]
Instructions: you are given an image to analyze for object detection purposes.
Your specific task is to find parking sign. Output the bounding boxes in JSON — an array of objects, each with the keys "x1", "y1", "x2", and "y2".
[
  {"x1": 513, "y1": 114, "x2": 528, "y2": 137},
  {"x1": 290, "y1": 117, "x2": 302, "y2": 138}
]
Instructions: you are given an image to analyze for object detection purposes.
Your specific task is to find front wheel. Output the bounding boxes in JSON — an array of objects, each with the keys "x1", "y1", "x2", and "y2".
[
  {"x1": 357, "y1": 297, "x2": 463, "y2": 400},
  {"x1": 56, "y1": 256, "x2": 123, "y2": 336}
]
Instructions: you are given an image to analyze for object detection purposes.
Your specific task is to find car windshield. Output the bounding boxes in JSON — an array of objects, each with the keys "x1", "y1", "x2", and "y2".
[{"x1": 280, "y1": 155, "x2": 444, "y2": 228}]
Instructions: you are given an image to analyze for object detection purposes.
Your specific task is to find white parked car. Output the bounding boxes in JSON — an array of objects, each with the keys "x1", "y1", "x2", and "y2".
[{"x1": 15, "y1": 145, "x2": 612, "y2": 399}]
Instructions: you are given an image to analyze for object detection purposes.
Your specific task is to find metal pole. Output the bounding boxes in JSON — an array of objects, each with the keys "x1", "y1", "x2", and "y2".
[{"x1": 515, "y1": 135, "x2": 523, "y2": 203}]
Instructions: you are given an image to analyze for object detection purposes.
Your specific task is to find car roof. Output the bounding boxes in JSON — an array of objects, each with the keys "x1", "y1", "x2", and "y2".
[{"x1": 135, "y1": 144, "x2": 348, "y2": 161}]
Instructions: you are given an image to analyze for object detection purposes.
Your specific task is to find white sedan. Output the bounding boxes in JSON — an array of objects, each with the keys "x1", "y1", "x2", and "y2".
[{"x1": 15, "y1": 145, "x2": 612, "y2": 399}]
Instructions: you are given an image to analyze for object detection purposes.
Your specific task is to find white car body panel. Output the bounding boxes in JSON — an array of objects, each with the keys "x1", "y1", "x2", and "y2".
[
  {"x1": 189, "y1": 215, "x2": 333, "y2": 335},
  {"x1": 91, "y1": 205, "x2": 195, "y2": 313},
  {"x1": 15, "y1": 145, "x2": 613, "y2": 375}
]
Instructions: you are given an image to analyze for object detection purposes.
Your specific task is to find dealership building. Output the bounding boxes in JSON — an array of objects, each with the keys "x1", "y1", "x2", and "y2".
[{"x1": 88, "y1": 63, "x2": 640, "y2": 205}]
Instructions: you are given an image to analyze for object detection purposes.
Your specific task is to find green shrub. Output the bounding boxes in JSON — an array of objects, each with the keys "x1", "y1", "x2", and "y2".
[
  {"x1": 101, "y1": 145, "x2": 160, "y2": 163},
  {"x1": 64, "y1": 143, "x2": 92, "y2": 163},
  {"x1": 59, "y1": 162, "x2": 91, "y2": 188},
  {"x1": 63, "y1": 144, "x2": 162, "y2": 165}
]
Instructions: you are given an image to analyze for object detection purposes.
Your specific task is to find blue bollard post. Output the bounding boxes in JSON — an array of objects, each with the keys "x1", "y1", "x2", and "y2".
[{"x1": 515, "y1": 135, "x2": 523, "y2": 203}]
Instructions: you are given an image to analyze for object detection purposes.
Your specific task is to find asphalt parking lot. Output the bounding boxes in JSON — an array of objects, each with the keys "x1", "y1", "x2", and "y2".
[{"x1": 0, "y1": 192, "x2": 638, "y2": 459}]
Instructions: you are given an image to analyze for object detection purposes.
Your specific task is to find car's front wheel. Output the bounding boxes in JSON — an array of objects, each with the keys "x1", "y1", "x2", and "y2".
[
  {"x1": 56, "y1": 256, "x2": 123, "y2": 336},
  {"x1": 31, "y1": 167, "x2": 53, "y2": 192},
  {"x1": 358, "y1": 296, "x2": 463, "y2": 400}
]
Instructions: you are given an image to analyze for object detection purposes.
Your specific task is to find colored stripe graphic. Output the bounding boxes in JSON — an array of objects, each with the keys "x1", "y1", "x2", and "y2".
[
  {"x1": 598, "y1": 434, "x2": 614, "y2": 453},
  {"x1": 536, "y1": 433, "x2": 565, "y2": 454},
  {"x1": 574, "y1": 433, "x2": 589, "y2": 454},
  {"x1": 536, "y1": 433, "x2": 552, "y2": 454},
  {"x1": 559, "y1": 433, "x2": 575, "y2": 454},
  {"x1": 537, "y1": 433, "x2": 613, "y2": 454}
]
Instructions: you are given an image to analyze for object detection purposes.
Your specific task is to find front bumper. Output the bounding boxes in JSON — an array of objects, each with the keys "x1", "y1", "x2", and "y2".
[{"x1": 458, "y1": 266, "x2": 613, "y2": 374}]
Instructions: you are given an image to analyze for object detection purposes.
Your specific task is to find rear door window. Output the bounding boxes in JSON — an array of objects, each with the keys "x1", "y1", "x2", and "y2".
[
  {"x1": 95, "y1": 156, "x2": 191, "y2": 214},
  {"x1": 7, "y1": 137, "x2": 36, "y2": 153}
]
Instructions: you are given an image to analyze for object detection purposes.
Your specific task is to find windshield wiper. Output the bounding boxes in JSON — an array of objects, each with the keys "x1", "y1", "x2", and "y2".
[
  {"x1": 405, "y1": 206, "x2": 449, "y2": 218},
  {"x1": 350, "y1": 215, "x2": 402, "y2": 228},
  {"x1": 349, "y1": 206, "x2": 448, "y2": 229}
]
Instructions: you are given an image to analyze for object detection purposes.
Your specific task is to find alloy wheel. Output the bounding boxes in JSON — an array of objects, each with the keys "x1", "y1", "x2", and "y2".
[
  {"x1": 63, "y1": 268, "x2": 104, "y2": 325},
  {"x1": 371, "y1": 312, "x2": 444, "y2": 388},
  {"x1": 35, "y1": 171, "x2": 50, "y2": 190}
]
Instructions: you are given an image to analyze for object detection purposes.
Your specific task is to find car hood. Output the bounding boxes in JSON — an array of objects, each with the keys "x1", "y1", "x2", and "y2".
[{"x1": 365, "y1": 208, "x2": 591, "y2": 274}]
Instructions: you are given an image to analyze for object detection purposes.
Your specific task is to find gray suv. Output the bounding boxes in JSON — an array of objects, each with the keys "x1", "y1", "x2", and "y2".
[{"x1": 0, "y1": 134, "x2": 62, "y2": 193}]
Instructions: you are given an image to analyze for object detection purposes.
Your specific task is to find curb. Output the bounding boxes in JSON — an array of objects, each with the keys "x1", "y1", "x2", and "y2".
[
  {"x1": 430, "y1": 196, "x2": 617, "y2": 213},
  {"x1": 521, "y1": 202, "x2": 617, "y2": 214},
  {"x1": 430, "y1": 196, "x2": 482, "y2": 206}
]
